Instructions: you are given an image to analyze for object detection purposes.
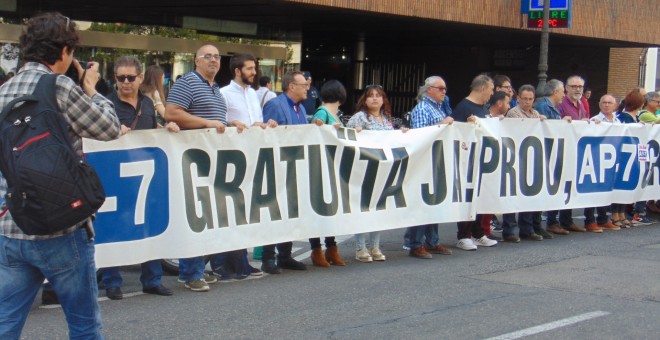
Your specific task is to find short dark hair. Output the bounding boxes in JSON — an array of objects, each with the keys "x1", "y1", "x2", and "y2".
[
  {"x1": 319, "y1": 80, "x2": 346, "y2": 104},
  {"x1": 493, "y1": 75, "x2": 512, "y2": 88},
  {"x1": 488, "y1": 91, "x2": 510, "y2": 106},
  {"x1": 259, "y1": 76, "x2": 271, "y2": 87},
  {"x1": 20, "y1": 12, "x2": 80, "y2": 65},
  {"x1": 282, "y1": 70, "x2": 304, "y2": 93},
  {"x1": 229, "y1": 53, "x2": 256, "y2": 76}
]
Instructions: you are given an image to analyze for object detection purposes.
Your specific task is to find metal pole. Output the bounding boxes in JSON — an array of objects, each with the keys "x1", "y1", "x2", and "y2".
[{"x1": 536, "y1": 0, "x2": 551, "y2": 96}]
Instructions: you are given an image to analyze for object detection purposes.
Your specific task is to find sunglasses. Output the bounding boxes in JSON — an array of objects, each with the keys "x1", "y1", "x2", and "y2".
[
  {"x1": 116, "y1": 75, "x2": 138, "y2": 83},
  {"x1": 366, "y1": 84, "x2": 383, "y2": 90}
]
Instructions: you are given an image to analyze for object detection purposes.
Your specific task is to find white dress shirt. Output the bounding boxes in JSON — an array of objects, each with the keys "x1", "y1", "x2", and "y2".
[{"x1": 220, "y1": 80, "x2": 263, "y2": 125}]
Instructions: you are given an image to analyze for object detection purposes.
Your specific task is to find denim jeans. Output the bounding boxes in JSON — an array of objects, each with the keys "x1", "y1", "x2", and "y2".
[
  {"x1": 634, "y1": 201, "x2": 647, "y2": 215},
  {"x1": 405, "y1": 224, "x2": 438, "y2": 249},
  {"x1": 178, "y1": 256, "x2": 206, "y2": 282},
  {"x1": 0, "y1": 228, "x2": 103, "y2": 339},
  {"x1": 355, "y1": 232, "x2": 381, "y2": 250},
  {"x1": 517, "y1": 211, "x2": 541, "y2": 236},
  {"x1": 584, "y1": 206, "x2": 609, "y2": 225},
  {"x1": 101, "y1": 259, "x2": 163, "y2": 289}
]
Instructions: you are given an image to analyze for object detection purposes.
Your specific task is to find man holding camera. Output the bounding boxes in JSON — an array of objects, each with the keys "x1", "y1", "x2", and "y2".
[{"x1": 0, "y1": 12, "x2": 121, "y2": 338}]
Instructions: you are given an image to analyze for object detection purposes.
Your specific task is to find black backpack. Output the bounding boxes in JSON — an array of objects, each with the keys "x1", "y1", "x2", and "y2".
[{"x1": 0, "y1": 74, "x2": 106, "y2": 235}]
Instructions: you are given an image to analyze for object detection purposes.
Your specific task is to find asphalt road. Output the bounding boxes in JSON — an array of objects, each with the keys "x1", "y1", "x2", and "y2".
[{"x1": 19, "y1": 211, "x2": 660, "y2": 339}]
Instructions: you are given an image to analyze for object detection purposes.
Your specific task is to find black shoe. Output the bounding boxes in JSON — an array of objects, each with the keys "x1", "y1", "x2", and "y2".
[
  {"x1": 261, "y1": 260, "x2": 282, "y2": 274},
  {"x1": 41, "y1": 290, "x2": 60, "y2": 305},
  {"x1": 142, "y1": 285, "x2": 173, "y2": 296},
  {"x1": 277, "y1": 257, "x2": 307, "y2": 270},
  {"x1": 106, "y1": 287, "x2": 123, "y2": 300}
]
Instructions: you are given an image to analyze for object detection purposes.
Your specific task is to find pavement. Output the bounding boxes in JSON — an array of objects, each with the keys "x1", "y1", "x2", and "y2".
[{"x1": 19, "y1": 210, "x2": 660, "y2": 339}]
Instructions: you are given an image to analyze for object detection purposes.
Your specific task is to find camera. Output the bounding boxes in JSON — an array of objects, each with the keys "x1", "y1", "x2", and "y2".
[{"x1": 64, "y1": 60, "x2": 88, "y2": 86}]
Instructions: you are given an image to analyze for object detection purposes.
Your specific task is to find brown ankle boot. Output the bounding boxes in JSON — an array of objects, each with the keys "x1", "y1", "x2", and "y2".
[
  {"x1": 325, "y1": 245, "x2": 345, "y2": 266},
  {"x1": 311, "y1": 247, "x2": 330, "y2": 267}
]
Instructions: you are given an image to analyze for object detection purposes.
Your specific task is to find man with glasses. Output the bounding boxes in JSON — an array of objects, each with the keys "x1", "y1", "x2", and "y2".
[
  {"x1": 554, "y1": 75, "x2": 590, "y2": 233},
  {"x1": 494, "y1": 74, "x2": 517, "y2": 108},
  {"x1": 260, "y1": 70, "x2": 309, "y2": 273},
  {"x1": 165, "y1": 44, "x2": 247, "y2": 292},
  {"x1": 0, "y1": 12, "x2": 121, "y2": 338},
  {"x1": 100, "y1": 56, "x2": 178, "y2": 300},
  {"x1": 301, "y1": 71, "x2": 320, "y2": 119},
  {"x1": 405, "y1": 76, "x2": 453, "y2": 259},
  {"x1": 638, "y1": 91, "x2": 660, "y2": 124}
]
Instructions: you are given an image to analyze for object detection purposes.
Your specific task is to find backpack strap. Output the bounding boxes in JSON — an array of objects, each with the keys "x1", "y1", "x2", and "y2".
[
  {"x1": 261, "y1": 91, "x2": 269, "y2": 108},
  {"x1": 1, "y1": 74, "x2": 59, "y2": 122}
]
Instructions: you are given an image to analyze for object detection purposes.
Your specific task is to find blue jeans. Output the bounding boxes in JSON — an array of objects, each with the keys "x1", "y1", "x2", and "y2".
[
  {"x1": 0, "y1": 228, "x2": 103, "y2": 339},
  {"x1": 518, "y1": 211, "x2": 541, "y2": 236},
  {"x1": 355, "y1": 232, "x2": 381, "y2": 250},
  {"x1": 101, "y1": 259, "x2": 163, "y2": 289},
  {"x1": 405, "y1": 224, "x2": 438, "y2": 249},
  {"x1": 178, "y1": 256, "x2": 206, "y2": 282}
]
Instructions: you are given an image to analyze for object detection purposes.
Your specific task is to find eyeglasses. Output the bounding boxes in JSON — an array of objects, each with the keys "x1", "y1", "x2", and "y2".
[
  {"x1": 292, "y1": 82, "x2": 310, "y2": 89},
  {"x1": 429, "y1": 85, "x2": 448, "y2": 92},
  {"x1": 499, "y1": 85, "x2": 513, "y2": 90},
  {"x1": 197, "y1": 54, "x2": 221, "y2": 61},
  {"x1": 116, "y1": 75, "x2": 138, "y2": 83},
  {"x1": 601, "y1": 101, "x2": 615, "y2": 105},
  {"x1": 567, "y1": 85, "x2": 584, "y2": 89}
]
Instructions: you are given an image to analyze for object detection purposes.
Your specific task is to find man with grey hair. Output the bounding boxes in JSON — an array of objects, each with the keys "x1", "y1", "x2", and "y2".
[
  {"x1": 534, "y1": 79, "x2": 567, "y2": 121},
  {"x1": 405, "y1": 75, "x2": 454, "y2": 259},
  {"x1": 450, "y1": 74, "x2": 498, "y2": 251},
  {"x1": 558, "y1": 75, "x2": 588, "y2": 121},
  {"x1": 639, "y1": 91, "x2": 660, "y2": 124}
]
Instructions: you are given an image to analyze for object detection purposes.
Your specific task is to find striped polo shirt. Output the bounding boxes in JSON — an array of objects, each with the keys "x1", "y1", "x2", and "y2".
[{"x1": 167, "y1": 71, "x2": 227, "y2": 124}]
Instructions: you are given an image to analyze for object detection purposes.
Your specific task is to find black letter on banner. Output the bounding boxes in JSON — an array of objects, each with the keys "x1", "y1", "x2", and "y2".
[
  {"x1": 478, "y1": 137, "x2": 500, "y2": 196},
  {"x1": 642, "y1": 140, "x2": 660, "y2": 187},
  {"x1": 182, "y1": 149, "x2": 214, "y2": 233},
  {"x1": 308, "y1": 145, "x2": 339, "y2": 216},
  {"x1": 500, "y1": 137, "x2": 516, "y2": 197},
  {"x1": 519, "y1": 136, "x2": 543, "y2": 196},
  {"x1": 452, "y1": 140, "x2": 462, "y2": 202},
  {"x1": 214, "y1": 150, "x2": 248, "y2": 227},
  {"x1": 250, "y1": 148, "x2": 282, "y2": 223},
  {"x1": 280, "y1": 146, "x2": 304, "y2": 219},
  {"x1": 377, "y1": 147, "x2": 408, "y2": 210},
  {"x1": 336, "y1": 127, "x2": 358, "y2": 141},
  {"x1": 465, "y1": 142, "x2": 477, "y2": 202},
  {"x1": 421, "y1": 140, "x2": 447, "y2": 205},
  {"x1": 338, "y1": 146, "x2": 356, "y2": 213},
  {"x1": 359, "y1": 148, "x2": 387, "y2": 212},
  {"x1": 544, "y1": 138, "x2": 564, "y2": 195}
]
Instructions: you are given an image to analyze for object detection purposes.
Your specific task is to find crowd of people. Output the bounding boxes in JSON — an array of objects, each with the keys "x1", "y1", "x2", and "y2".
[{"x1": 1, "y1": 11, "x2": 658, "y2": 339}]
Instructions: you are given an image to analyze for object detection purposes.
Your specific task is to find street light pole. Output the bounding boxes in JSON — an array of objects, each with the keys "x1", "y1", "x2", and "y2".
[{"x1": 536, "y1": 0, "x2": 551, "y2": 96}]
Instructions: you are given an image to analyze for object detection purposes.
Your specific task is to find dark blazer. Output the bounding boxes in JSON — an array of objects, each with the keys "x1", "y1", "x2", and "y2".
[{"x1": 263, "y1": 93, "x2": 308, "y2": 126}]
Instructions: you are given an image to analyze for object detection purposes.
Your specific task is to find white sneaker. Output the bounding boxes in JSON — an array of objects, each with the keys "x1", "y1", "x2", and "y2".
[
  {"x1": 355, "y1": 248, "x2": 373, "y2": 263},
  {"x1": 456, "y1": 238, "x2": 477, "y2": 251},
  {"x1": 472, "y1": 235, "x2": 497, "y2": 247}
]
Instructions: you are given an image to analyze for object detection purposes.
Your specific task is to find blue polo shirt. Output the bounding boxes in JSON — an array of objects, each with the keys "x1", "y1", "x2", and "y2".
[{"x1": 167, "y1": 71, "x2": 228, "y2": 123}]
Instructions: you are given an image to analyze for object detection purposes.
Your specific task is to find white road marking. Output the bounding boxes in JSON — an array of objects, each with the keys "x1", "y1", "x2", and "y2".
[{"x1": 484, "y1": 311, "x2": 610, "y2": 340}]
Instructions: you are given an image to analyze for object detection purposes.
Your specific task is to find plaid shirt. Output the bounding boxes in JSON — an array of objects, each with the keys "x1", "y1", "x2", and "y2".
[
  {"x1": 410, "y1": 96, "x2": 448, "y2": 129},
  {"x1": 0, "y1": 62, "x2": 121, "y2": 240},
  {"x1": 557, "y1": 96, "x2": 588, "y2": 120}
]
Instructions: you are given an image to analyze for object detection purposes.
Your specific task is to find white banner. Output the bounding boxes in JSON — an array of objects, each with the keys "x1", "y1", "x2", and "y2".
[{"x1": 83, "y1": 120, "x2": 660, "y2": 268}]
